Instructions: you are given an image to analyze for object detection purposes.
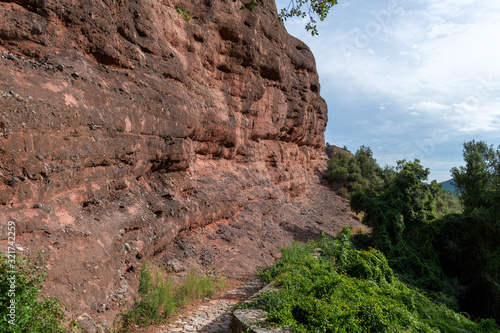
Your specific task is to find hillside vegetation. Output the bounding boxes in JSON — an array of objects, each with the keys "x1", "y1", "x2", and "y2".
[
  {"x1": 243, "y1": 229, "x2": 497, "y2": 332},
  {"x1": 335, "y1": 140, "x2": 499, "y2": 324},
  {"x1": 245, "y1": 140, "x2": 499, "y2": 332}
]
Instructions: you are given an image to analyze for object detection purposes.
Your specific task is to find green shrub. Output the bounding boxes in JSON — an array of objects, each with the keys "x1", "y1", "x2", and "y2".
[
  {"x1": 0, "y1": 254, "x2": 66, "y2": 332},
  {"x1": 244, "y1": 230, "x2": 498, "y2": 333},
  {"x1": 327, "y1": 141, "x2": 499, "y2": 326}
]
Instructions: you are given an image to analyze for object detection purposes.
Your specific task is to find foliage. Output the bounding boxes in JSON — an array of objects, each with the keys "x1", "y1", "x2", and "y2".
[
  {"x1": 447, "y1": 140, "x2": 500, "y2": 322},
  {"x1": 327, "y1": 152, "x2": 361, "y2": 194},
  {"x1": 350, "y1": 160, "x2": 460, "y2": 299},
  {"x1": 328, "y1": 149, "x2": 460, "y2": 298},
  {"x1": 233, "y1": 0, "x2": 259, "y2": 11},
  {"x1": 175, "y1": 7, "x2": 192, "y2": 22},
  {"x1": 245, "y1": 229, "x2": 496, "y2": 332},
  {"x1": 327, "y1": 146, "x2": 385, "y2": 197},
  {"x1": 0, "y1": 254, "x2": 66, "y2": 332},
  {"x1": 451, "y1": 140, "x2": 500, "y2": 214},
  {"x1": 345, "y1": 141, "x2": 499, "y2": 324},
  {"x1": 432, "y1": 181, "x2": 462, "y2": 218},
  {"x1": 279, "y1": 0, "x2": 338, "y2": 35},
  {"x1": 355, "y1": 146, "x2": 384, "y2": 189},
  {"x1": 116, "y1": 262, "x2": 224, "y2": 331}
]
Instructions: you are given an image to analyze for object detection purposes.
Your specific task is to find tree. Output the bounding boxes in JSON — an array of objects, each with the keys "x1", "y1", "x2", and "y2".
[
  {"x1": 351, "y1": 160, "x2": 435, "y2": 246},
  {"x1": 451, "y1": 140, "x2": 500, "y2": 214},
  {"x1": 355, "y1": 146, "x2": 383, "y2": 190},
  {"x1": 327, "y1": 146, "x2": 386, "y2": 197},
  {"x1": 350, "y1": 160, "x2": 450, "y2": 293},
  {"x1": 327, "y1": 152, "x2": 361, "y2": 186},
  {"x1": 279, "y1": 0, "x2": 338, "y2": 35},
  {"x1": 447, "y1": 140, "x2": 500, "y2": 322},
  {"x1": 338, "y1": 141, "x2": 500, "y2": 323}
]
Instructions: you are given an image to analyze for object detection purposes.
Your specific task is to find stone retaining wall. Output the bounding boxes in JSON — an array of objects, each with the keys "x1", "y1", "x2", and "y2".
[{"x1": 231, "y1": 283, "x2": 291, "y2": 333}]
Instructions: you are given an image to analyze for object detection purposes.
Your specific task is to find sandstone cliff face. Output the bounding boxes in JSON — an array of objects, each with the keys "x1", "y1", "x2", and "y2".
[{"x1": 0, "y1": 0, "x2": 359, "y2": 325}]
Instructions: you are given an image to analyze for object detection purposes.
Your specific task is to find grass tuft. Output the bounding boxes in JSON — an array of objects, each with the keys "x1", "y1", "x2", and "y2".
[
  {"x1": 177, "y1": 269, "x2": 215, "y2": 307},
  {"x1": 116, "y1": 263, "x2": 226, "y2": 331}
]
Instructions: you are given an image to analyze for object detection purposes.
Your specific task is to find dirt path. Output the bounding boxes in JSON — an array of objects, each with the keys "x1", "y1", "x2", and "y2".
[{"x1": 153, "y1": 280, "x2": 264, "y2": 333}]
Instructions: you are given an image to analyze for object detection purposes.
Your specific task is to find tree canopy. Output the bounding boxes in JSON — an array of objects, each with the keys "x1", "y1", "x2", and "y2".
[
  {"x1": 451, "y1": 140, "x2": 500, "y2": 214},
  {"x1": 448, "y1": 140, "x2": 500, "y2": 321},
  {"x1": 325, "y1": 142, "x2": 500, "y2": 325},
  {"x1": 237, "y1": 0, "x2": 338, "y2": 35},
  {"x1": 279, "y1": 0, "x2": 338, "y2": 35}
]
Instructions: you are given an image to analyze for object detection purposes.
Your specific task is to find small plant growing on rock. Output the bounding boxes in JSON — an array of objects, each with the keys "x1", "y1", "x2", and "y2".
[{"x1": 175, "y1": 7, "x2": 192, "y2": 22}]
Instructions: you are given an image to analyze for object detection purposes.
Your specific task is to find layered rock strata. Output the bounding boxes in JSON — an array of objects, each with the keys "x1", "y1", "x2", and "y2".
[{"x1": 0, "y1": 0, "x2": 360, "y2": 325}]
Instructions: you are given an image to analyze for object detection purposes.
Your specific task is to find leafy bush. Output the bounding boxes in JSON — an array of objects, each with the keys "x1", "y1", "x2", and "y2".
[
  {"x1": 247, "y1": 229, "x2": 498, "y2": 333},
  {"x1": 0, "y1": 254, "x2": 66, "y2": 332},
  {"x1": 349, "y1": 160, "x2": 453, "y2": 292}
]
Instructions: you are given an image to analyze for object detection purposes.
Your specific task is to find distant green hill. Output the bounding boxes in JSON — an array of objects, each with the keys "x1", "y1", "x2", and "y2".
[{"x1": 441, "y1": 179, "x2": 458, "y2": 196}]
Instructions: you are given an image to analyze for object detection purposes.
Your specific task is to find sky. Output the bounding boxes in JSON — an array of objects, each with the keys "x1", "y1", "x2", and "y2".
[{"x1": 275, "y1": 0, "x2": 500, "y2": 182}]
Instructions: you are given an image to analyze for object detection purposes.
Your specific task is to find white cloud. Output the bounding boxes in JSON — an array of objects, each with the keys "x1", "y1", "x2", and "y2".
[
  {"x1": 307, "y1": 0, "x2": 500, "y2": 106},
  {"x1": 427, "y1": 23, "x2": 466, "y2": 39},
  {"x1": 409, "y1": 101, "x2": 451, "y2": 112},
  {"x1": 452, "y1": 103, "x2": 500, "y2": 132},
  {"x1": 379, "y1": 102, "x2": 391, "y2": 110},
  {"x1": 277, "y1": 0, "x2": 500, "y2": 179}
]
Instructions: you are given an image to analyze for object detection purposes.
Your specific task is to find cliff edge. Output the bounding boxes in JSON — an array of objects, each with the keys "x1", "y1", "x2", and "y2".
[{"x1": 0, "y1": 0, "x2": 360, "y2": 325}]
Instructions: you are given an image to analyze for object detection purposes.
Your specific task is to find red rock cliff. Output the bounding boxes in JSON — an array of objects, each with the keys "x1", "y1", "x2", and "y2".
[{"x1": 0, "y1": 0, "x2": 359, "y2": 326}]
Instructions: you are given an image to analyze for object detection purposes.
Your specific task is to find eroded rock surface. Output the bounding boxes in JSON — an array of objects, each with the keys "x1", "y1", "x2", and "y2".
[{"x1": 0, "y1": 0, "x2": 360, "y2": 326}]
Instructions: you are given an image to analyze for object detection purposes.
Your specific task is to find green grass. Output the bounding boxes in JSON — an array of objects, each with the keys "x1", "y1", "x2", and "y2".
[
  {"x1": 177, "y1": 269, "x2": 215, "y2": 307},
  {"x1": 116, "y1": 263, "x2": 226, "y2": 331},
  {"x1": 240, "y1": 228, "x2": 499, "y2": 333}
]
